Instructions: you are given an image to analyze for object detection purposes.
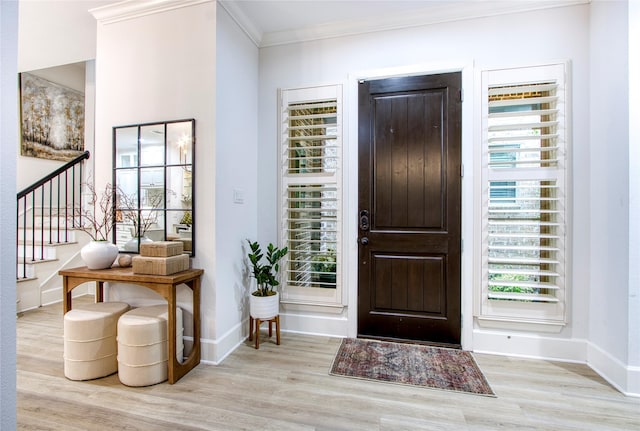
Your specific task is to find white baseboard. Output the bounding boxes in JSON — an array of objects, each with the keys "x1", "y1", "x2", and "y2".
[
  {"x1": 41, "y1": 284, "x2": 90, "y2": 307},
  {"x1": 279, "y1": 311, "x2": 348, "y2": 337},
  {"x1": 587, "y1": 341, "x2": 640, "y2": 397},
  {"x1": 472, "y1": 328, "x2": 587, "y2": 363},
  {"x1": 199, "y1": 319, "x2": 248, "y2": 365}
]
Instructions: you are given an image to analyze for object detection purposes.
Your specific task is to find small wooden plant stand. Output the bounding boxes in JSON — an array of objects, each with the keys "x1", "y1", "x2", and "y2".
[{"x1": 248, "y1": 315, "x2": 280, "y2": 349}]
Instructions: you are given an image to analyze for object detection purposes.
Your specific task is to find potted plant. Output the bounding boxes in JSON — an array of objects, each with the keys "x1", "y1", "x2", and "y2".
[
  {"x1": 246, "y1": 240, "x2": 288, "y2": 319},
  {"x1": 75, "y1": 182, "x2": 119, "y2": 269}
]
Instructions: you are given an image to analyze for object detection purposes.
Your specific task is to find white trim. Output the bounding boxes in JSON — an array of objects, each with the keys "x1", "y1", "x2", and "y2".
[
  {"x1": 280, "y1": 311, "x2": 348, "y2": 338},
  {"x1": 346, "y1": 61, "x2": 474, "y2": 350},
  {"x1": 473, "y1": 329, "x2": 587, "y2": 363},
  {"x1": 218, "y1": 0, "x2": 262, "y2": 47},
  {"x1": 252, "y1": 1, "x2": 588, "y2": 47},
  {"x1": 199, "y1": 318, "x2": 247, "y2": 365},
  {"x1": 476, "y1": 316, "x2": 565, "y2": 333},
  {"x1": 90, "y1": 0, "x2": 213, "y2": 25},
  {"x1": 587, "y1": 341, "x2": 640, "y2": 398}
]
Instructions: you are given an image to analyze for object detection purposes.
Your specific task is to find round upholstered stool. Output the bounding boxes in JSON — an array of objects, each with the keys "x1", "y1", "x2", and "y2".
[
  {"x1": 117, "y1": 304, "x2": 183, "y2": 387},
  {"x1": 63, "y1": 301, "x2": 130, "y2": 381}
]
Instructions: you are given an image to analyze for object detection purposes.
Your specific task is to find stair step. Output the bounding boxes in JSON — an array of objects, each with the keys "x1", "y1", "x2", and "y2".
[
  {"x1": 16, "y1": 276, "x2": 37, "y2": 283},
  {"x1": 17, "y1": 240, "x2": 78, "y2": 247},
  {"x1": 17, "y1": 257, "x2": 59, "y2": 265},
  {"x1": 18, "y1": 229, "x2": 78, "y2": 242},
  {"x1": 16, "y1": 263, "x2": 36, "y2": 279}
]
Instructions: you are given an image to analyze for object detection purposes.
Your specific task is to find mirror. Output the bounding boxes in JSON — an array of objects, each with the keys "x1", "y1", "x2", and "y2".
[{"x1": 113, "y1": 119, "x2": 195, "y2": 256}]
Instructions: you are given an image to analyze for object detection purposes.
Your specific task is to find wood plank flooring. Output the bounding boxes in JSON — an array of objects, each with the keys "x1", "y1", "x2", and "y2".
[{"x1": 17, "y1": 298, "x2": 640, "y2": 430}]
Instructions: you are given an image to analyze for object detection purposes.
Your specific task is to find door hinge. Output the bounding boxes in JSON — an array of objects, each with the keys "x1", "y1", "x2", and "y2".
[
  {"x1": 459, "y1": 89, "x2": 464, "y2": 102},
  {"x1": 460, "y1": 163, "x2": 464, "y2": 177},
  {"x1": 461, "y1": 238, "x2": 464, "y2": 253}
]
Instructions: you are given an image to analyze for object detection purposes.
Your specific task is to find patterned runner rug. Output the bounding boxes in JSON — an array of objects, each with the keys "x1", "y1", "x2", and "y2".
[{"x1": 330, "y1": 338, "x2": 495, "y2": 396}]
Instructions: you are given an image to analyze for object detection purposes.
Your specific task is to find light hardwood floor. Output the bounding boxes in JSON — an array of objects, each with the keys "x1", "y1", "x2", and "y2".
[{"x1": 17, "y1": 298, "x2": 640, "y2": 431}]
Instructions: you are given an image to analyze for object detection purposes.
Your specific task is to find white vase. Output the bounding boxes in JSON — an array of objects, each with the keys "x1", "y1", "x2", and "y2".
[
  {"x1": 124, "y1": 236, "x2": 153, "y2": 252},
  {"x1": 249, "y1": 291, "x2": 280, "y2": 319},
  {"x1": 81, "y1": 241, "x2": 119, "y2": 270}
]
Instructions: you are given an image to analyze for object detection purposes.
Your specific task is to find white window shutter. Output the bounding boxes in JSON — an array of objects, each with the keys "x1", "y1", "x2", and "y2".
[
  {"x1": 479, "y1": 64, "x2": 567, "y2": 326},
  {"x1": 279, "y1": 85, "x2": 343, "y2": 306}
]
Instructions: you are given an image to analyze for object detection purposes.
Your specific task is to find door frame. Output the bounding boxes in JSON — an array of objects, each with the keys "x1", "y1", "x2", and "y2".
[{"x1": 345, "y1": 62, "x2": 475, "y2": 350}]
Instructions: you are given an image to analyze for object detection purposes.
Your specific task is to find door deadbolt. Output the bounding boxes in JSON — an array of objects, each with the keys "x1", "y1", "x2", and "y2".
[{"x1": 359, "y1": 210, "x2": 369, "y2": 231}]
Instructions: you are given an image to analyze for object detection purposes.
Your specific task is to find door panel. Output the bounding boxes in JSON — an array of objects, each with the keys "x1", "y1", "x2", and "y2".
[{"x1": 358, "y1": 73, "x2": 462, "y2": 347}]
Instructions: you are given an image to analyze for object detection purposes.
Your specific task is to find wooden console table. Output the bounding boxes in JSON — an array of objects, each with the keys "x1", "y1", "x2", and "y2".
[{"x1": 59, "y1": 266, "x2": 204, "y2": 384}]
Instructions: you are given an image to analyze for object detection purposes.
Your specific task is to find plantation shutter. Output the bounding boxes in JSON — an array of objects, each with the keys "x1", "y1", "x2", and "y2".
[
  {"x1": 279, "y1": 85, "x2": 342, "y2": 306},
  {"x1": 480, "y1": 64, "x2": 567, "y2": 325}
]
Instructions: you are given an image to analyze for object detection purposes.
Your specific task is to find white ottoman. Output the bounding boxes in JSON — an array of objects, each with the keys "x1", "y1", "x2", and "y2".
[
  {"x1": 117, "y1": 304, "x2": 183, "y2": 387},
  {"x1": 63, "y1": 302, "x2": 130, "y2": 381}
]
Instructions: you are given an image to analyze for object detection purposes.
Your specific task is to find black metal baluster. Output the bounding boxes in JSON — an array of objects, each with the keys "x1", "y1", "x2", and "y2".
[
  {"x1": 56, "y1": 175, "x2": 61, "y2": 244},
  {"x1": 31, "y1": 192, "x2": 36, "y2": 263},
  {"x1": 16, "y1": 151, "x2": 90, "y2": 280},
  {"x1": 72, "y1": 165, "x2": 76, "y2": 229},
  {"x1": 41, "y1": 185, "x2": 44, "y2": 252},
  {"x1": 49, "y1": 181, "x2": 53, "y2": 245},
  {"x1": 64, "y1": 170, "x2": 68, "y2": 243}
]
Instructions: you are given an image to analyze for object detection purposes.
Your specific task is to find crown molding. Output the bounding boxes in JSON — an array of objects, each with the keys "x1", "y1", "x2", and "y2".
[
  {"x1": 90, "y1": 0, "x2": 213, "y2": 24},
  {"x1": 223, "y1": 0, "x2": 589, "y2": 48},
  {"x1": 218, "y1": 1, "x2": 263, "y2": 47}
]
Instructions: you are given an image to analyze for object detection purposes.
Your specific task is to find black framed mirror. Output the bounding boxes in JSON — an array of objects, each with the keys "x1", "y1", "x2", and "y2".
[{"x1": 112, "y1": 119, "x2": 195, "y2": 256}]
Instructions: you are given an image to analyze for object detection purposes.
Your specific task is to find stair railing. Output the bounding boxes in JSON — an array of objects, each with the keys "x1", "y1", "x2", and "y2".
[{"x1": 16, "y1": 151, "x2": 90, "y2": 280}]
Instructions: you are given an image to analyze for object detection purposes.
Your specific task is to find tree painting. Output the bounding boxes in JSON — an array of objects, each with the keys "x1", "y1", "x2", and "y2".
[{"x1": 20, "y1": 73, "x2": 85, "y2": 162}]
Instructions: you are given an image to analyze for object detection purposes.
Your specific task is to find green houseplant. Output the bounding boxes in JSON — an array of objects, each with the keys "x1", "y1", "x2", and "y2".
[
  {"x1": 246, "y1": 240, "x2": 288, "y2": 297},
  {"x1": 246, "y1": 240, "x2": 288, "y2": 321}
]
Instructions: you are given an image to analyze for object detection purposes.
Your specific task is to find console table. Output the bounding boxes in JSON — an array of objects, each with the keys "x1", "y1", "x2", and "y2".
[{"x1": 59, "y1": 266, "x2": 204, "y2": 384}]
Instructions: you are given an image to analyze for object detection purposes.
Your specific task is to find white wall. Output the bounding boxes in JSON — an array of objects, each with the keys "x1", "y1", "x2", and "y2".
[
  {"x1": 258, "y1": 5, "x2": 592, "y2": 351},
  {"x1": 587, "y1": 0, "x2": 636, "y2": 395},
  {"x1": 0, "y1": 1, "x2": 18, "y2": 426},
  {"x1": 17, "y1": 0, "x2": 101, "y2": 192},
  {"x1": 628, "y1": 0, "x2": 640, "y2": 395},
  {"x1": 93, "y1": 1, "x2": 218, "y2": 359},
  {"x1": 213, "y1": 5, "x2": 260, "y2": 362},
  {"x1": 18, "y1": 0, "x2": 108, "y2": 72},
  {"x1": 16, "y1": 0, "x2": 104, "y2": 186}
]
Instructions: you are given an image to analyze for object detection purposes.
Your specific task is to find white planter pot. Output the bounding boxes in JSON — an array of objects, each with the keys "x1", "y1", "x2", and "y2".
[
  {"x1": 80, "y1": 241, "x2": 119, "y2": 270},
  {"x1": 249, "y1": 291, "x2": 279, "y2": 319}
]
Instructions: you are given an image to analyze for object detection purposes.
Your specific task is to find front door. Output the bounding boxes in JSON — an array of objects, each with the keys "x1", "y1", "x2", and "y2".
[{"x1": 357, "y1": 73, "x2": 462, "y2": 347}]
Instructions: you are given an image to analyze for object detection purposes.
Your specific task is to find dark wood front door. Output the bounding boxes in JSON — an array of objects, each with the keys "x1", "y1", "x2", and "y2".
[{"x1": 357, "y1": 73, "x2": 462, "y2": 347}]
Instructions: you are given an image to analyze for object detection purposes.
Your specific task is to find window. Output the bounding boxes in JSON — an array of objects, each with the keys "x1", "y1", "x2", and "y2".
[
  {"x1": 279, "y1": 85, "x2": 343, "y2": 306},
  {"x1": 478, "y1": 64, "x2": 567, "y2": 326}
]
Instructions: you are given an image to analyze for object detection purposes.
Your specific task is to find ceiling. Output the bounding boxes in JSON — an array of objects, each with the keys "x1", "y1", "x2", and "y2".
[{"x1": 218, "y1": 0, "x2": 587, "y2": 47}]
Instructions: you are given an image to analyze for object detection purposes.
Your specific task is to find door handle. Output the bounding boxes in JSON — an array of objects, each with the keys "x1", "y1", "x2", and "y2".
[
  {"x1": 359, "y1": 210, "x2": 369, "y2": 231},
  {"x1": 360, "y1": 237, "x2": 369, "y2": 245}
]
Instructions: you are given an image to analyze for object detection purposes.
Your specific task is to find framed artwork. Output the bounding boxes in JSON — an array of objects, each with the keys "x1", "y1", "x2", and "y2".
[{"x1": 19, "y1": 72, "x2": 85, "y2": 162}]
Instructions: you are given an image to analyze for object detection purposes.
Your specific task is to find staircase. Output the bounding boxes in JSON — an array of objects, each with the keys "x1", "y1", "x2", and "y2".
[{"x1": 17, "y1": 151, "x2": 92, "y2": 313}]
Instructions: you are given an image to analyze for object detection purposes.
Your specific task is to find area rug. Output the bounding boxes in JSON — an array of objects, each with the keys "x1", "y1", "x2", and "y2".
[{"x1": 329, "y1": 338, "x2": 495, "y2": 396}]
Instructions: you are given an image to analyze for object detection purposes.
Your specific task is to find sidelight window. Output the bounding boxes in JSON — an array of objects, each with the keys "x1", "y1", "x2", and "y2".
[
  {"x1": 279, "y1": 85, "x2": 343, "y2": 306},
  {"x1": 478, "y1": 63, "x2": 568, "y2": 326}
]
